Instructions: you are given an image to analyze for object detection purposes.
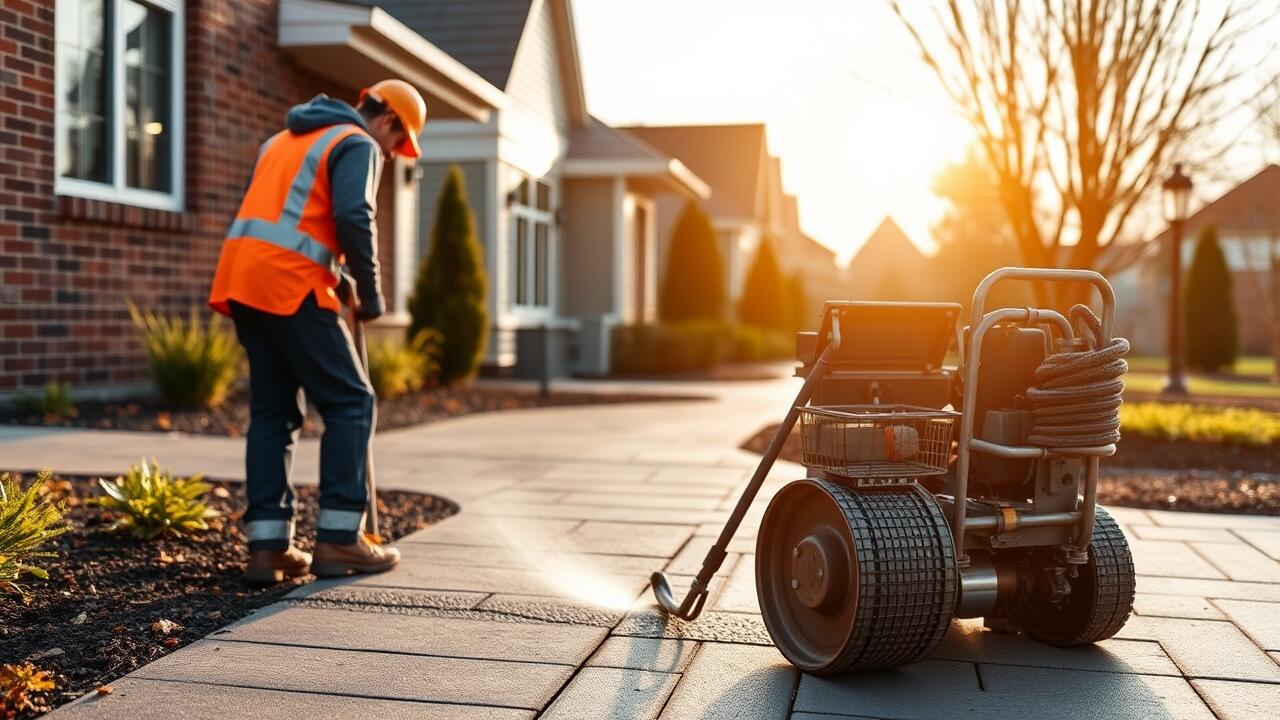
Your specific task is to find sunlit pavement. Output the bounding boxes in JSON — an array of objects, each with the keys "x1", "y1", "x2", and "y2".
[{"x1": 4, "y1": 373, "x2": 1279, "y2": 719}]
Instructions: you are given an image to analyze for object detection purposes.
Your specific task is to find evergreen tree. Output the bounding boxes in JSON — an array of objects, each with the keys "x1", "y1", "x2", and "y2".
[
  {"x1": 786, "y1": 273, "x2": 809, "y2": 332},
  {"x1": 659, "y1": 200, "x2": 725, "y2": 322},
  {"x1": 408, "y1": 165, "x2": 489, "y2": 383},
  {"x1": 1183, "y1": 224, "x2": 1238, "y2": 372},
  {"x1": 737, "y1": 236, "x2": 789, "y2": 331}
]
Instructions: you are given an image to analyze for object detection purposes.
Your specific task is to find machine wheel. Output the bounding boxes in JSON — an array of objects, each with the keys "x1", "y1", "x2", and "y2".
[
  {"x1": 1012, "y1": 507, "x2": 1135, "y2": 646},
  {"x1": 756, "y1": 479, "x2": 957, "y2": 673}
]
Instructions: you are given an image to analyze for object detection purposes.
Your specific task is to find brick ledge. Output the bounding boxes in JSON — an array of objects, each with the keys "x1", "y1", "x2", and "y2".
[{"x1": 57, "y1": 195, "x2": 195, "y2": 233}]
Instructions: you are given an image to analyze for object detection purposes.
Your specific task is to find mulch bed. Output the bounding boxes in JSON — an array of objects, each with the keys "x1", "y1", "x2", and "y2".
[
  {"x1": 740, "y1": 423, "x2": 1280, "y2": 515},
  {"x1": 0, "y1": 385, "x2": 703, "y2": 438},
  {"x1": 0, "y1": 472, "x2": 456, "y2": 717}
]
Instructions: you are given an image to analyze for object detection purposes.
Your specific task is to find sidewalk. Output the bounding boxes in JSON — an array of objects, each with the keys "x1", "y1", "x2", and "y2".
[{"x1": 3, "y1": 376, "x2": 1278, "y2": 719}]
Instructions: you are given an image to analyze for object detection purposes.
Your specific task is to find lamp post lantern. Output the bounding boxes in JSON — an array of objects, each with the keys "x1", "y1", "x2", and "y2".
[{"x1": 1161, "y1": 163, "x2": 1193, "y2": 397}]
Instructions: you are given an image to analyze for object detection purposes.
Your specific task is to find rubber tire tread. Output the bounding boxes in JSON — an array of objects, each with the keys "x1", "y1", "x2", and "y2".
[
  {"x1": 818, "y1": 481, "x2": 958, "y2": 672},
  {"x1": 1020, "y1": 507, "x2": 1136, "y2": 646}
]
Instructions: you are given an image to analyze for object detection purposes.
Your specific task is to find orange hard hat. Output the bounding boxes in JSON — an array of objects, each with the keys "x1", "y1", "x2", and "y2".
[{"x1": 360, "y1": 79, "x2": 427, "y2": 158}]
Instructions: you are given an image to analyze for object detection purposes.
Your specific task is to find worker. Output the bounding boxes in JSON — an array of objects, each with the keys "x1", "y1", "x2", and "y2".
[{"x1": 208, "y1": 80, "x2": 427, "y2": 583}]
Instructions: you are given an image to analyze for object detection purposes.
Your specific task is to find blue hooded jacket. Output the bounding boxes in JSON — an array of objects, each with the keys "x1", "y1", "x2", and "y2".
[{"x1": 278, "y1": 95, "x2": 385, "y2": 319}]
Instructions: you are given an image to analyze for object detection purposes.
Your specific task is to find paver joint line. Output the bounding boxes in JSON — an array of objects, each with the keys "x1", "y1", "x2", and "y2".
[
  {"x1": 125, "y1": 675, "x2": 541, "y2": 712},
  {"x1": 210, "y1": 637, "x2": 584, "y2": 667}
]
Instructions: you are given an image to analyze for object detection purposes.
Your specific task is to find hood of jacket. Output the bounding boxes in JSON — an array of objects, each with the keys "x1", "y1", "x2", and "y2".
[{"x1": 285, "y1": 95, "x2": 370, "y2": 135}]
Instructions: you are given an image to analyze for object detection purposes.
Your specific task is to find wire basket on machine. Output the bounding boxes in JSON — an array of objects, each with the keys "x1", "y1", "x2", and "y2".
[{"x1": 798, "y1": 405, "x2": 959, "y2": 479}]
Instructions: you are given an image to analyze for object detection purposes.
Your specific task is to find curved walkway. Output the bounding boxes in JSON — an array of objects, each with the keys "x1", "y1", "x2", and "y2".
[{"x1": 3, "y1": 376, "x2": 1278, "y2": 719}]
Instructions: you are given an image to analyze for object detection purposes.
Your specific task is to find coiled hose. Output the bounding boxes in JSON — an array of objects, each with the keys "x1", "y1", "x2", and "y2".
[{"x1": 1026, "y1": 305, "x2": 1130, "y2": 447}]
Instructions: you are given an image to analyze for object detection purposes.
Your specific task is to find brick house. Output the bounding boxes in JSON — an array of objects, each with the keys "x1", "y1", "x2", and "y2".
[{"x1": 0, "y1": 0, "x2": 499, "y2": 399}]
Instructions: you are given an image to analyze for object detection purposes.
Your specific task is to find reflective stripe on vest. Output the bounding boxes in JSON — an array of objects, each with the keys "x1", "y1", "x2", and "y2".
[{"x1": 228, "y1": 124, "x2": 359, "y2": 275}]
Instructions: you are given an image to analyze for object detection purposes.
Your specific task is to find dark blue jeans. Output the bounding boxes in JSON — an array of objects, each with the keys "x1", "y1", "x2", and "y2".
[{"x1": 230, "y1": 294, "x2": 375, "y2": 550}]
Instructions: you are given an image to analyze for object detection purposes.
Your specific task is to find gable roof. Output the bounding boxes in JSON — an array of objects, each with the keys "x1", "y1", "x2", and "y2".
[
  {"x1": 348, "y1": 0, "x2": 587, "y2": 124},
  {"x1": 619, "y1": 123, "x2": 769, "y2": 219},
  {"x1": 1180, "y1": 163, "x2": 1280, "y2": 235},
  {"x1": 565, "y1": 117, "x2": 710, "y2": 198},
  {"x1": 852, "y1": 216, "x2": 927, "y2": 265}
]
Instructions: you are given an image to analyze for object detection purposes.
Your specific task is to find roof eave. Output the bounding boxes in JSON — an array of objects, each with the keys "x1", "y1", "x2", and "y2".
[
  {"x1": 562, "y1": 158, "x2": 711, "y2": 199},
  {"x1": 278, "y1": 0, "x2": 506, "y2": 123}
]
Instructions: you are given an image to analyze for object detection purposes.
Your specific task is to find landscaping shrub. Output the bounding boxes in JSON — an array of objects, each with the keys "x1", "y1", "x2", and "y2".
[
  {"x1": 738, "y1": 237, "x2": 790, "y2": 331},
  {"x1": 1120, "y1": 402, "x2": 1280, "y2": 446},
  {"x1": 786, "y1": 273, "x2": 809, "y2": 332},
  {"x1": 408, "y1": 165, "x2": 489, "y2": 384},
  {"x1": 1, "y1": 662, "x2": 55, "y2": 716},
  {"x1": 1183, "y1": 225, "x2": 1238, "y2": 372},
  {"x1": 367, "y1": 330, "x2": 441, "y2": 400},
  {"x1": 612, "y1": 322, "x2": 727, "y2": 374},
  {"x1": 0, "y1": 471, "x2": 69, "y2": 595},
  {"x1": 659, "y1": 200, "x2": 726, "y2": 323},
  {"x1": 129, "y1": 304, "x2": 242, "y2": 408},
  {"x1": 14, "y1": 382, "x2": 77, "y2": 419},
  {"x1": 90, "y1": 459, "x2": 220, "y2": 540}
]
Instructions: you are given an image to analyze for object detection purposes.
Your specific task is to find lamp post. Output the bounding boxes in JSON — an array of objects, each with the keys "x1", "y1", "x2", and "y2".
[{"x1": 1161, "y1": 163, "x2": 1193, "y2": 397}]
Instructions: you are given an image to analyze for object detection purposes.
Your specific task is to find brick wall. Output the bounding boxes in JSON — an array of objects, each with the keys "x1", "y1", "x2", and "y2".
[{"x1": 0, "y1": 0, "x2": 388, "y2": 395}]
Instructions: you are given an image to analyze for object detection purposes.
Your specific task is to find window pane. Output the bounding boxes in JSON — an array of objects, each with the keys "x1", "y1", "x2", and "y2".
[
  {"x1": 534, "y1": 222, "x2": 548, "y2": 306},
  {"x1": 515, "y1": 217, "x2": 529, "y2": 305},
  {"x1": 516, "y1": 179, "x2": 529, "y2": 207},
  {"x1": 56, "y1": 0, "x2": 108, "y2": 183},
  {"x1": 123, "y1": 0, "x2": 171, "y2": 192},
  {"x1": 536, "y1": 182, "x2": 550, "y2": 212}
]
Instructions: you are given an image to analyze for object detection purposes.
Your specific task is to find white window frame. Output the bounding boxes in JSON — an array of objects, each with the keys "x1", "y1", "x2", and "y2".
[
  {"x1": 510, "y1": 176, "x2": 556, "y2": 315},
  {"x1": 54, "y1": 0, "x2": 186, "y2": 212}
]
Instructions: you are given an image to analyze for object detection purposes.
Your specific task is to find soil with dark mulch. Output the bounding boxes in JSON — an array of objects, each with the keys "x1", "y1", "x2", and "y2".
[
  {"x1": 0, "y1": 385, "x2": 704, "y2": 439},
  {"x1": 0, "y1": 473, "x2": 456, "y2": 717},
  {"x1": 740, "y1": 423, "x2": 1280, "y2": 515}
]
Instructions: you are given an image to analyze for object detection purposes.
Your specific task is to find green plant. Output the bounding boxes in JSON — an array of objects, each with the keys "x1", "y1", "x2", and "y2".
[
  {"x1": 408, "y1": 165, "x2": 489, "y2": 384},
  {"x1": 0, "y1": 471, "x2": 69, "y2": 595},
  {"x1": 1183, "y1": 224, "x2": 1238, "y2": 372},
  {"x1": 659, "y1": 200, "x2": 726, "y2": 323},
  {"x1": 90, "y1": 460, "x2": 220, "y2": 540},
  {"x1": 367, "y1": 330, "x2": 441, "y2": 400},
  {"x1": 737, "y1": 237, "x2": 790, "y2": 331},
  {"x1": 1120, "y1": 402, "x2": 1280, "y2": 446},
  {"x1": 1, "y1": 662, "x2": 55, "y2": 716},
  {"x1": 129, "y1": 304, "x2": 242, "y2": 408},
  {"x1": 14, "y1": 382, "x2": 77, "y2": 419}
]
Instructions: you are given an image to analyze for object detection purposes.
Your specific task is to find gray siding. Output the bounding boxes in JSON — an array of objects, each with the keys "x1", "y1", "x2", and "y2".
[
  {"x1": 561, "y1": 178, "x2": 617, "y2": 316},
  {"x1": 417, "y1": 161, "x2": 489, "y2": 266},
  {"x1": 504, "y1": 0, "x2": 568, "y2": 134}
]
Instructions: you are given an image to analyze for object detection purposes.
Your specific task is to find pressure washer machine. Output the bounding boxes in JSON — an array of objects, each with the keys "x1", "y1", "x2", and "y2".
[{"x1": 651, "y1": 267, "x2": 1136, "y2": 673}]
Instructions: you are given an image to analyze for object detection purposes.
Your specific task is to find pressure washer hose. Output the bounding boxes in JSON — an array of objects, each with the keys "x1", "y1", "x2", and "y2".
[{"x1": 1025, "y1": 304, "x2": 1130, "y2": 448}]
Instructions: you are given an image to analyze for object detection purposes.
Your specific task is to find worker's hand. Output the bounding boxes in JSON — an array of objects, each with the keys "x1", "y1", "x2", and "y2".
[{"x1": 336, "y1": 272, "x2": 360, "y2": 309}]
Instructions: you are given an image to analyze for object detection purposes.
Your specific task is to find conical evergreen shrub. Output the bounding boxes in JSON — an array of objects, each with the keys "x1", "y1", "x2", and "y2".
[
  {"x1": 738, "y1": 236, "x2": 789, "y2": 331},
  {"x1": 408, "y1": 165, "x2": 489, "y2": 383},
  {"x1": 1183, "y1": 224, "x2": 1238, "y2": 372},
  {"x1": 659, "y1": 200, "x2": 725, "y2": 322}
]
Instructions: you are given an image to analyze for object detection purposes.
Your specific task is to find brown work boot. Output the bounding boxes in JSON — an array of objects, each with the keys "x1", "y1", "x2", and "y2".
[
  {"x1": 312, "y1": 534, "x2": 401, "y2": 577},
  {"x1": 245, "y1": 546, "x2": 312, "y2": 584}
]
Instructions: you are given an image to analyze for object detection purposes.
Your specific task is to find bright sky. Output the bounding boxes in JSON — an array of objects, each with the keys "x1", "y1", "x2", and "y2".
[{"x1": 572, "y1": 0, "x2": 1280, "y2": 264}]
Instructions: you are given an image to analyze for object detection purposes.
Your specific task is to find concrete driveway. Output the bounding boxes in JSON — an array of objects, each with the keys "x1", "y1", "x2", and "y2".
[{"x1": 4, "y1": 376, "x2": 1277, "y2": 719}]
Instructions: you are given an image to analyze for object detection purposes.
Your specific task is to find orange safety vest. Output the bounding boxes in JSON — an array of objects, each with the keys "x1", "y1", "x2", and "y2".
[{"x1": 209, "y1": 124, "x2": 373, "y2": 316}]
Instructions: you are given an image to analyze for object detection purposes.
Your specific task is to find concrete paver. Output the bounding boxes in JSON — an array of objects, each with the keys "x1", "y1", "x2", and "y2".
[
  {"x1": 7, "y1": 374, "x2": 1276, "y2": 720},
  {"x1": 1191, "y1": 679, "x2": 1280, "y2": 720},
  {"x1": 659, "y1": 643, "x2": 797, "y2": 720},
  {"x1": 1132, "y1": 593, "x2": 1226, "y2": 620},
  {"x1": 56, "y1": 678, "x2": 536, "y2": 719},
  {"x1": 587, "y1": 637, "x2": 700, "y2": 674},
  {"x1": 214, "y1": 605, "x2": 608, "y2": 665},
  {"x1": 130, "y1": 639, "x2": 573, "y2": 710},
  {"x1": 540, "y1": 667, "x2": 680, "y2": 720}
]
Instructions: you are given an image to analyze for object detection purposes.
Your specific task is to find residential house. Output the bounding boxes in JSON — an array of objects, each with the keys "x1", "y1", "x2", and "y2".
[
  {"x1": 1, "y1": 0, "x2": 708, "y2": 396},
  {"x1": 1, "y1": 0, "x2": 503, "y2": 397},
  {"x1": 620, "y1": 123, "x2": 846, "y2": 327},
  {"x1": 356, "y1": 0, "x2": 708, "y2": 377},
  {"x1": 1107, "y1": 164, "x2": 1280, "y2": 355},
  {"x1": 845, "y1": 216, "x2": 933, "y2": 301}
]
